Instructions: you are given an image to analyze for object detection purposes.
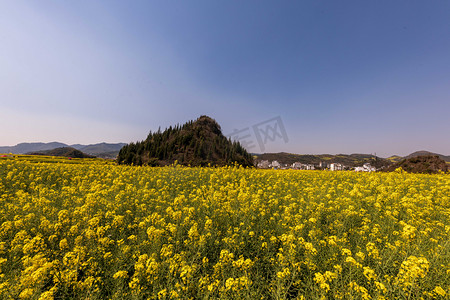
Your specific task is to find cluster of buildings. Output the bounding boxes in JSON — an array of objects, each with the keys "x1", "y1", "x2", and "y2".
[
  {"x1": 354, "y1": 163, "x2": 377, "y2": 172},
  {"x1": 256, "y1": 160, "x2": 376, "y2": 172},
  {"x1": 256, "y1": 160, "x2": 318, "y2": 170}
]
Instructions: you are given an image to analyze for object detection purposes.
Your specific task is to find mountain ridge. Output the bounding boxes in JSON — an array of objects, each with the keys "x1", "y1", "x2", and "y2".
[{"x1": 0, "y1": 142, "x2": 126, "y2": 159}]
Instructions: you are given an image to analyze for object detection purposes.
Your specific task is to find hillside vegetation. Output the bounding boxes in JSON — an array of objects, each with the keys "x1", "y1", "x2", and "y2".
[
  {"x1": 255, "y1": 152, "x2": 391, "y2": 169},
  {"x1": 385, "y1": 155, "x2": 448, "y2": 174},
  {"x1": 403, "y1": 151, "x2": 450, "y2": 162},
  {"x1": 117, "y1": 116, "x2": 254, "y2": 167}
]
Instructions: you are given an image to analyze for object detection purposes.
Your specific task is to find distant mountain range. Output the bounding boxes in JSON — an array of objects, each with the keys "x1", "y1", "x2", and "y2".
[{"x1": 0, "y1": 142, "x2": 126, "y2": 159}]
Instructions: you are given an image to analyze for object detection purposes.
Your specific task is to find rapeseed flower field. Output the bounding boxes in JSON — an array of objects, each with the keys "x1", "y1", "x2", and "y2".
[{"x1": 0, "y1": 157, "x2": 449, "y2": 299}]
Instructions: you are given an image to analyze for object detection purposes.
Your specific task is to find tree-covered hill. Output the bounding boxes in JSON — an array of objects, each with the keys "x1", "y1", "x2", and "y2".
[
  {"x1": 385, "y1": 155, "x2": 448, "y2": 174},
  {"x1": 27, "y1": 147, "x2": 95, "y2": 158},
  {"x1": 117, "y1": 116, "x2": 254, "y2": 167}
]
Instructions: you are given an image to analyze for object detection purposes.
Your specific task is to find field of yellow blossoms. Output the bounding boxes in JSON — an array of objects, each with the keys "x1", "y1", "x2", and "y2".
[{"x1": 0, "y1": 156, "x2": 449, "y2": 299}]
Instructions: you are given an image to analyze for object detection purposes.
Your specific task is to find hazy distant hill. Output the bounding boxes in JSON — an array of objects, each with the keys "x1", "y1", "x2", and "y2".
[
  {"x1": 0, "y1": 142, "x2": 67, "y2": 154},
  {"x1": 70, "y1": 144, "x2": 85, "y2": 150},
  {"x1": 0, "y1": 142, "x2": 125, "y2": 159},
  {"x1": 77, "y1": 143, "x2": 126, "y2": 158},
  {"x1": 118, "y1": 115, "x2": 254, "y2": 167},
  {"x1": 27, "y1": 147, "x2": 95, "y2": 158},
  {"x1": 255, "y1": 152, "x2": 391, "y2": 168}
]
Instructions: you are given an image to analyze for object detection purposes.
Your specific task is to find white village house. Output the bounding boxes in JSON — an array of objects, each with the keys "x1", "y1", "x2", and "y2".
[
  {"x1": 355, "y1": 163, "x2": 376, "y2": 172},
  {"x1": 319, "y1": 161, "x2": 329, "y2": 169},
  {"x1": 292, "y1": 162, "x2": 303, "y2": 169},
  {"x1": 292, "y1": 162, "x2": 315, "y2": 170},
  {"x1": 330, "y1": 163, "x2": 344, "y2": 171},
  {"x1": 257, "y1": 160, "x2": 270, "y2": 169},
  {"x1": 270, "y1": 160, "x2": 281, "y2": 169}
]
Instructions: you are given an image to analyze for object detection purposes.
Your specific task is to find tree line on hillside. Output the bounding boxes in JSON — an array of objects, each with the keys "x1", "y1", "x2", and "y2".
[{"x1": 117, "y1": 116, "x2": 254, "y2": 167}]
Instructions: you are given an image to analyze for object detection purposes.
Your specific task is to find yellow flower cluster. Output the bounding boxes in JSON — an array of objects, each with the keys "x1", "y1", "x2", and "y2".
[
  {"x1": 395, "y1": 256, "x2": 429, "y2": 290},
  {"x1": 0, "y1": 157, "x2": 449, "y2": 299}
]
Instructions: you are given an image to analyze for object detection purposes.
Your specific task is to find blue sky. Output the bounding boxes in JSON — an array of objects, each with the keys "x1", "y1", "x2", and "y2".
[{"x1": 1, "y1": 1, "x2": 450, "y2": 156}]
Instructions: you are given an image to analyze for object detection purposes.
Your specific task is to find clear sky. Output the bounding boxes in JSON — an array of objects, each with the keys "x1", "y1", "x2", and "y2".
[{"x1": 1, "y1": 1, "x2": 450, "y2": 157}]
